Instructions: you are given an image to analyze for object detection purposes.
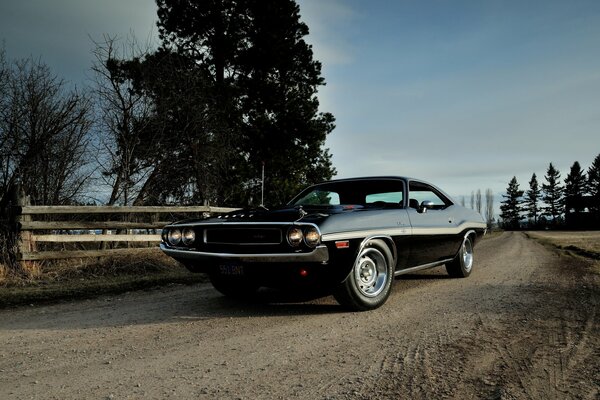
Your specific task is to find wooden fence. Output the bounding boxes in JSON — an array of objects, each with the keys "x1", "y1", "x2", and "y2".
[{"x1": 1, "y1": 186, "x2": 237, "y2": 272}]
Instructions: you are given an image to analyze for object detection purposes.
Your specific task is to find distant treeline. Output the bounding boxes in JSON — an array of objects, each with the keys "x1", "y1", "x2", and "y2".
[
  {"x1": 0, "y1": 0, "x2": 335, "y2": 209},
  {"x1": 457, "y1": 189, "x2": 495, "y2": 230},
  {"x1": 499, "y1": 155, "x2": 600, "y2": 229}
]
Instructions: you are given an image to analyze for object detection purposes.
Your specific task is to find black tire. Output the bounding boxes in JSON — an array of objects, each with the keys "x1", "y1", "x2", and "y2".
[
  {"x1": 333, "y1": 239, "x2": 394, "y2": 311},
  {"x1": 446, "y1": 236, "x2": 474, "y2": 278},
  {"x1": 209, "y1": 273, "x2": 260, "y2": 299}
]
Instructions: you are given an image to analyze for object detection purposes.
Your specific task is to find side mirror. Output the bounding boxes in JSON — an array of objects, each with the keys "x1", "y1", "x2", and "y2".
[{"x1": 418, "y1": 200, "x2": 435, "y2": 214}]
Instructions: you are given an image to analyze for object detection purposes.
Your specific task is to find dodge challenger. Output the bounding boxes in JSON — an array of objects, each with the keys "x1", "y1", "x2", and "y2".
[{"x1": 160, "y1": 177, "x2": 487, "y2": 311}]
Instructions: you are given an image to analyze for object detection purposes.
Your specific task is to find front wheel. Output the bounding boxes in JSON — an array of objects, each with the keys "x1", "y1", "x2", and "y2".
[
  {"x1": 446, "y1": 236, "x2": 474, "y2": 278},
  {"x1": 334, "y1": 239, "x2": 394, "y2": 311}
]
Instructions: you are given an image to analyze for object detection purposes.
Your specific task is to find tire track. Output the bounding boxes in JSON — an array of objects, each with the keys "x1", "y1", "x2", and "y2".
[
  {"x1": 455, "y1": 233, "x2": 599, "y2": 400},
  {"x1": 0, "y1": 232, "x2": 598, "y2": 400}
]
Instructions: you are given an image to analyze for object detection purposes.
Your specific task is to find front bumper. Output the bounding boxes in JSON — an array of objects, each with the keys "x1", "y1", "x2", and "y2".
[{"x1": 159, "y1": 243, "x2": 330, "y2": 264}]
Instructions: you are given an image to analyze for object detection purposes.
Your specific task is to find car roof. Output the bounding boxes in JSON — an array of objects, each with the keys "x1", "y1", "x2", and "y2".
[
  {"x1": 317, "y1": 176, "x2": 420, "y2": 185},
  {"x1": 312, "y1": 176, "x2": 456, "y2": 204}
]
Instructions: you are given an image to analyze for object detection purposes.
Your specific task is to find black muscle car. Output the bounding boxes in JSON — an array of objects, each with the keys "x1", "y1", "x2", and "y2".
[{"x1": 160, "y1": 177, "x2": 487, "y2": 310}]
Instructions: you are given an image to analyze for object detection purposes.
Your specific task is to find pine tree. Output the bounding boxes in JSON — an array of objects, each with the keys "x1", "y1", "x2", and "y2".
[
  {"x1": 525, "y1": 173, "x2": 541, "y2": 227},
  {"x1": 588, "y1": 153, "x2": 600, "y2": 215},
  {"x1": 564, "y1": 161, "x2": 586, "y2": 214},
  {"x1": 542, "y1": 162, "x2": 563, "y2": 225},
  {"x1": 500, "y1": 176, "x2": 524, "y2": 230},
  {"x1": 154, "y1": 0, "x2": 336, "y2": 205}
]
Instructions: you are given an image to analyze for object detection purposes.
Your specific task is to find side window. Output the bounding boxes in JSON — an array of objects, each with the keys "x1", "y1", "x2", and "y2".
[
  {"x1": 365, "y1": 191, "x2": 403, "y2": 204},
  {"x1": 408, "y1": 182, "x2": 451, "y2": 209}
]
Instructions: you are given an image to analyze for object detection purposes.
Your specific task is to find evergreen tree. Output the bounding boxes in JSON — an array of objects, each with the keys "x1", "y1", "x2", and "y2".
[
  {"x1": 152, "y1": 0, "x2": 336, "y2": 205},
  {"x1": 525, "y1": 173, "x2": 541, "y2": 227},
  {"x1": 542, "y1": 162, "x2": 563, "y2": 225},
  {"x1": 564, "y1": 161, "x2": 586, "y2": 214},
  {"x1": 588, "y1": 153, "x2": 600, "y2": 215},
  {"x1": 499, "y1": 176, "x2": 524, "y2": 229}
]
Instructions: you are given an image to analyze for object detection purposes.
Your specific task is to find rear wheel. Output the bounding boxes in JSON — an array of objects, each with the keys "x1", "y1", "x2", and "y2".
[
  {"x1": 334, "y1": 239, "x2": 394, "y2": 311},
  {"x1": 209, "y1": 273, "x2": 260, "y2": 299},
  {"x1": 446, "y1": 236, "x2": 474, "y2": 278}
]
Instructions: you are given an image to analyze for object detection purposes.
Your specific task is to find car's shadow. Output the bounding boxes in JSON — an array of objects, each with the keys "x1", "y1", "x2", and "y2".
[
  {"x1": 205, "y1": 287, "x2": 342, "y2": 315},
  {"x1": 192, "y1": 270, "x2": 452, "y2": 319},
  {"x1": 395, "y1": 265, "x2": 452, "y2": 281},
  {"x1": 0, "y1": 285, "x2": 345, "y2": 331},
  {"x1": 2, "y1": 271, "x2": 454, "y2": 331},
  {"x1": 397, "y1": 273, "x2": 451, "y2": 280}
]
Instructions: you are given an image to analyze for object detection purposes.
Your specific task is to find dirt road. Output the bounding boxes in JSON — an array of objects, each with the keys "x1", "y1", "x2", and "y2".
[{"x1": 1, "y1": 232, "x2": 598, "y2": 399}]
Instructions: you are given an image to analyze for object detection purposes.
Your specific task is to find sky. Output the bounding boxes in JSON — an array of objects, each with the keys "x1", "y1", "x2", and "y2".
[{"x1": 1, "y1": 0, "x2": 599, "y2": 209}]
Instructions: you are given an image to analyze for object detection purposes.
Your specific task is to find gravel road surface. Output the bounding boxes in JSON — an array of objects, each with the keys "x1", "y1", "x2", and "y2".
[{"x1": 1, "y1": 232, "x2": 598, "y2": 399}]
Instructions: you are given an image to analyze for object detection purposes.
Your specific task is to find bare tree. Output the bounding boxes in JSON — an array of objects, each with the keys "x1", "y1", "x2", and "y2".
[
  {"x1": 475, "y1": 189, "x2": 482, "y2": 214},
  {"x1": 485, "y1": 188, "x2": 494, "y2": 229},
  {"x1": 0, "y1": 47, "x2": 10, "y2": 189},
  {"x1": 0, "y1": 54, "x2": 93, "y2": 205},
  {"x1": 470, "y1": 191, "x2": 474, "y2": 209},
  {"x1": 91, "y1": 35, "x2": 155, "y2": 205}
]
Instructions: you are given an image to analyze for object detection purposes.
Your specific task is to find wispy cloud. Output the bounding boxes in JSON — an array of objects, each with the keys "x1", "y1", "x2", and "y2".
[{"x1": 298, "y1": 0, "x2": 357, "y2": 66}]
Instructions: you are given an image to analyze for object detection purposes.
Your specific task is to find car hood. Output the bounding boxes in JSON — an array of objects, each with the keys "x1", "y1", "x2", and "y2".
[{"x1": 170, "y1": 205, "x2": 366, "y2": 225}]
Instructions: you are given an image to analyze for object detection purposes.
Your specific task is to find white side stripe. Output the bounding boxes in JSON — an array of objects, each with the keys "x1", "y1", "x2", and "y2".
[{"x1": 322, "y1": 222, "x2": 486, "y2": 242}]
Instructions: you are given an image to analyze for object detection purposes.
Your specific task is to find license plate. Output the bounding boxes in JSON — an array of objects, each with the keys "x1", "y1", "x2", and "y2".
[{"x1": 219, "y1": 264, "x2": 244, "y2": 276}]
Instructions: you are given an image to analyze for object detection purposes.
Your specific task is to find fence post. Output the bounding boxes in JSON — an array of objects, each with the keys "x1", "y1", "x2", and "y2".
[
  {"x1": 3, "y1": 184, "x2": 19, "y2": 272},
  {"x1": 12, "y1": 186, "x2": 40, "y2": 277},
  {"x1": 0, "y1": 187, "x2": 11, "y2": 273}
]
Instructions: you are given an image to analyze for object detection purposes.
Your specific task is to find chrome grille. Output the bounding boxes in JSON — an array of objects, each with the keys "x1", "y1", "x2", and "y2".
[{"x1": 204, "y1": 228, "x2": 282, "y2": 245}]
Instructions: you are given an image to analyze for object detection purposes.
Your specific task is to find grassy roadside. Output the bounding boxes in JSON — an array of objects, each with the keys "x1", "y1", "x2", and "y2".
[
  {"x1": 525, "y1": 230, "x2": 600, "y2": 273},
  {"x1": 0, "y1": 251, "x2": 207, "y2": 308},
  {"x1": 482, "y1": 229, "x2": 504, "y2": 240}
]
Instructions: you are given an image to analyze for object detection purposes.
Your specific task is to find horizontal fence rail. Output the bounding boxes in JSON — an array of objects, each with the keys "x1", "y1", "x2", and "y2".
[
  {"x1": 32, "y1": 234, "x2": 162, "y2": 243},
  {"x1": 2, "y1": 190, "x2": 239, "y2": 266},
  {"x1": 18, "y1": 221, "x2": 172, "y2": 230},
  {"x1": 18, "y1": 205, "x2": 236, "y2": 214}
]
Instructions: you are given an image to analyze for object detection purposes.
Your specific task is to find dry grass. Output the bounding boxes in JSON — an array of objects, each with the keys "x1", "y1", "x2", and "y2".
[
  {"x1": 526, "y1": 231, "x2": 600, "y2": 257},
  {"x1": 526, "y1": 231, "x2": 600, "y2": 274},
  {"x1": 482, "y1": 229, "x2": 503, "y2": 240},
  {"x1": 1, "y1": 249, "x2": 182, "y2": 285},
  {"x1": 0, "y1": 248, "x2": 205, "y2": 306},
  {"x1": 0, "y1": 263, "x2": 7, "y2": 283},
  {"x1": 39, "y1": 249, "x2": 182, "y2": 281}
]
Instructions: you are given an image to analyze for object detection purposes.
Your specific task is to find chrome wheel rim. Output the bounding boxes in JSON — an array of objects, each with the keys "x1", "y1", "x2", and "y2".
[
  {"x1": 354, "y1": 247, "x2": 388, "y2": 297},
  {"x1": 462, "y1": 239, "x2": 473, "y2": 272}
]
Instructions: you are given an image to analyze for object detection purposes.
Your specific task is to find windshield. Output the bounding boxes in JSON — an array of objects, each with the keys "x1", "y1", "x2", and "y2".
[{"x1": 290, "y1": 179, "x2": 405, "y2": 207}]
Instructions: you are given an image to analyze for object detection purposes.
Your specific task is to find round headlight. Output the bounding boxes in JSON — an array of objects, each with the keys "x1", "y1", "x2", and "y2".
[
  {"x1": 182, "y1": 228, "x2": 195, "y2": 246},
  {"x1": 304, "y1": 227, "x2": 321, "y2": 248},
  {"x1": 287, "y1": 227, "x2": 303, "y2": 247},
  {"x1": 168, "y1": 228, "x2": 182, "y2": 246}
]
